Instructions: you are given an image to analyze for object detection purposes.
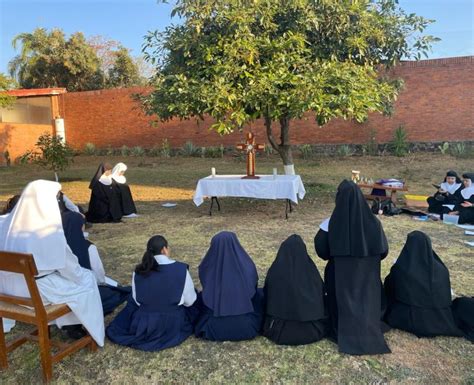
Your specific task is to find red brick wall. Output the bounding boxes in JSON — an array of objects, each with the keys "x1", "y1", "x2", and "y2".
[
  {"x1": 0, "y1": 123, "x2": 54, "y2": 162},
  {"x1": 22, "y1": 56, "x2": 474, "y2": 152}
]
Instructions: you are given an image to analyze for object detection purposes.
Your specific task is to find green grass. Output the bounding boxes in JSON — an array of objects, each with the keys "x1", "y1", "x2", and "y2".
[{"x1": 0, "y1": 153, "x2": 473, "y2": 384}]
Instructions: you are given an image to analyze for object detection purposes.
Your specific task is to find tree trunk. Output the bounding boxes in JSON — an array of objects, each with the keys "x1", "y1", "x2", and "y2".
[
  {"x1": 54, "y1": 172, "x2": 59, "y2": 182},
  {"x1": 264, "y1": 114, "x2": 294, "y2": 174}
]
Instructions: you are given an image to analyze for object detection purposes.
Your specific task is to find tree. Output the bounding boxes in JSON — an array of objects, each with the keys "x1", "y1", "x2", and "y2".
[
  {"x1": 142, "y1": 0, "x2": 438, "y2": 172},
  {"x1": 0, "y1": 73, "x2": 16, "y2": 108},
  {"x1": 9, "y1": 28, "x2": 104, "y2": 91},
  {"x1": 107, "y1": 47, "x2": 144, "y2": 88},
  {"x1": 22, "y1": 133, "x2": 74, "y2": 181}
]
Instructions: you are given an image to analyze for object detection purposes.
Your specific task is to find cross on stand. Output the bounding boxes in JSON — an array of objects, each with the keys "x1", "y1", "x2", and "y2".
[{"x1": 236, "y1": 132, "x2": 265, "y2": 179}]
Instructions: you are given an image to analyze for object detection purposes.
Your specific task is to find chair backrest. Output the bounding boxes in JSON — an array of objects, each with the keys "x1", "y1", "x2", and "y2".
[{"x1": 0, "y1": 251, "x2": 46, "y2": 317}]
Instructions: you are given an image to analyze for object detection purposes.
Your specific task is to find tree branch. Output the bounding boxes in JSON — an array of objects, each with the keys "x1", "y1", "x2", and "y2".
[{"x1": 264, "y1": 114, "x2": 280, "y2": 152}]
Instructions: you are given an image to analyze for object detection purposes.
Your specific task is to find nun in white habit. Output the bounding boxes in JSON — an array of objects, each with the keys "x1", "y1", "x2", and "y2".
[{"x1": 0, "y1": 180, "x2": 105, "y2": 346}]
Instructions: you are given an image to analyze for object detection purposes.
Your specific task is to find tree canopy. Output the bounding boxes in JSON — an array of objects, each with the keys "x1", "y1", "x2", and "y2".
[
  {"x1": 0, "y1": 73, "x2": 16, "y2": 108},
  {"x1": 9, "y1": 28, "x2": 146, "y2": 91},
  {"x1": 142, "y1": 0, "x2": 438, "y2": 168}
]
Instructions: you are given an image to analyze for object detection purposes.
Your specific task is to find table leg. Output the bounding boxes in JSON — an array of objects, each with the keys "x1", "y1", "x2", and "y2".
[
  {"x1": 285, "y1": 199, "x2": 291, "y2": 220},
  {"x1": 209, "y1": 197, "x2": 221, "y2": 216},
  {"x1": 391, "y1": 190, "x2": 397, "y2": 204}
]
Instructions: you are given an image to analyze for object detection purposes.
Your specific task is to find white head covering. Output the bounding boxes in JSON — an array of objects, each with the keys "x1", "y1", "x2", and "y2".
[
  {"x1": 461, "y1": 183, "x2": 474, "y2": 199},
  {"x1": 98, "y1": 174, "x2": 112, "y2": 186},
  {"x1": 111, "y1": 162, "x2": 127, "y2": 184},
  {"x1": 0, "y1": 180, "x2": 67, "y2": 271}
]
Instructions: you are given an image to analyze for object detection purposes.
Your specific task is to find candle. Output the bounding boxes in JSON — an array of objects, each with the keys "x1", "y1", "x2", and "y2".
[{"x1": 211, "y1": 167, "x2": 216, "y2": 177}]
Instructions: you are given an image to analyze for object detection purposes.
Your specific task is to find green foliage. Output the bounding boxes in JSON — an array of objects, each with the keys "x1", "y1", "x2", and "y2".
[
  {"x1": 449, "y1": 142, "x2": 467, "y2": 158},
  {"x1": 336, "y1": 145, "x2": 355, "y2": 157},
  {"x1": 107, "y1": 46, "x2": 144, "y2": 88},
  {"x1": 120, "y1": 145, "x2": 130, "y2": 156},
  {"x1": 0, "y1": 73, "x2": 16, "y2": 108},
  {"x1": 84, "y1": 142, "x2": 96, "y2": 155},
  {"x1": 160, "y1": 139, "x2": 171, "y2": 158},
  {"x1": 363, "y1": 128, "x2": 379, "y2": 156},
  {"x1": 131, "y1": 146, "x2": 145, "y2": 157},
  {"x1": 299, "y1": 144, "x2": 313, "y2": 160},
  {"x1": 390, "y1": 125, "x2": 409, "y2": 157},
  {"x1": 180, "y1": 140, "x2": 201, "y2": 157},
  {"x1": 142, "y1": 0, "x2": 437, "y2": 165},
  {"x1": 264, "y1": 145, "x2": 274, "y2": 157},
  {"x1": 438, "y1": 142, "x2": 449, "y2": 155},
  {"x1": 22, "y1": 133, "x2": 74, "y2": 179},
  {"x1": 204, "y1": 146, "x2": 224, "y2": 158}
]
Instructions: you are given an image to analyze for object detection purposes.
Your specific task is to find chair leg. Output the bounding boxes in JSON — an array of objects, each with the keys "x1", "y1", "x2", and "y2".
[
  {"x1": 0, "y1": 317, "x2": 8, "y2": 369},
  {"x1": 38, "y1": 321, "x2": 53, "y2": 382}
]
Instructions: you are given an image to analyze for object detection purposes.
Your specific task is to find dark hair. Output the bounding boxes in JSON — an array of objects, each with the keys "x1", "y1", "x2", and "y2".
[
  {"x1": 1, "y1": 194, "x2": 21, "y2": 215},
  {"x1": 103, "y1": 163, "x2": 113, "y2": 171},
  {"x1": 135, "y1": 235, "x2": 168, "y2": 275}
]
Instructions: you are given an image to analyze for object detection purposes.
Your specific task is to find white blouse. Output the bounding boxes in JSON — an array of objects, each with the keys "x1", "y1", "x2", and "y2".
[{"x1": 132, "y1": 254, "x2": 196, "y2": 307}]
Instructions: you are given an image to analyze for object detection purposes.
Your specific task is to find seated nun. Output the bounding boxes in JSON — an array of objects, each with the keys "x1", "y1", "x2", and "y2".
[
  {"x1": 452, "y1": 297, "x2": 474, "y2": 343},
  {"x1": 106, "y1": 235, "x2": 197, "y2": 351},
  {"x1": 194, "y1": 231, "x2": 264, "y2": 341},
  {"x1": 384, "y1": 231, "x2": 463, "y2": 338},
  {"x1": 450, "y1": 173, "x2": 474, "y2": 224},
  {"x1": 0, "y1": 180, "x2": 105, "y2": 344},
  {"x1": 263, "y1": 234, "x2": 327, "y2": 345},
  {"x1": 111, "y1": 162, "x2": 138, "y2": 218},
  {"x1": 86, "y1": 163, "x2": 122, "y2": 223},
  {"x1": 60, "y1": 210, "x2": 130, "y2": 315},
  {"x1": 314, "y1": 180, "x2": 391, "y2": 355},
  {"x1": 427, "y1": 171, "x2": 463, "y2": 216}
]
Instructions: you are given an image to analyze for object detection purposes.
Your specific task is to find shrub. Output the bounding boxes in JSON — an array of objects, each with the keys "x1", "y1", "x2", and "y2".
[
  {"x1": 161, "y1": 139, "x2": 171, "y2": 158},
  {"x1": 299, "y1": 144, "x2": 313, "y2": 159},
  {"x1": 336, "y1": 145, "x2": 354, "y2": 157},
  {"x1": 390, "y1": 125, "x2": 409, "y2": 157},
  {"x1": 131, "y1": 146, "x2": 145, "y2": 157},
  {"x1": 148, "y1": 145, "x2": 161, "y2": 157},
  {"x1": 450, "y1": 142, "x2": 467, "y2": 158},
  {"x1": 264, "y1": 145, "x2": 274, "y2": 157},
  {"x1": 204, "y1": 146, "x2": 223, "y2": 158},
  {"x1": 364, "y1": 128, "x2": 378, "y2": 156},
  {"x1": 84, "y1": 142, "x2": 96, "y2": 155},
  {"x1": 438, "y1": 142, "x2": 449, "y2": 155},
  {"x1": 4, "y1": 150, "x2": 11, "y2": 166},
  {"x1": 180, "y1": 141, "x2": 200, "y2": 157},
  {"x1": 120, "y1": 145, "x2": 130, "y2": 156}
]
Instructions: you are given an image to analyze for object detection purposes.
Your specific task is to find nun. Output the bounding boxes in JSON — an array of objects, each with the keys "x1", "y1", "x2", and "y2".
[
  {"x1": 194, "y1": 231, "x2": 264, "y2": 341},
  {"x1": 0, "y1": 180, "x2": 105, "y2": 345},
  {"x1": 111, "y1": 162, "x2": 138, "y2": 218},
  {"x1": 314, "y1": 180, "x2": 391, "y2": 355},
  {"x1": 384, "y1": 231, "x2": 462, "y2": 338},
  {"x1": 263, "y1": 234, "x2": 327, "y2": 345},
  {"x1": 452, "y1": 297, "x2": 474, "y2": 343},
  {"x1": 427, "y1": 171, "x2": 463, "y2": 216},
  {"x1": 106, "y1": 235, "x2": 197, "y2": 351},
  {"x1": 450, "y1": 173, "x2": 474, "y2": 224},
  {"x1": 86, "y1": 163, "x2": 122, "y2": 223}
]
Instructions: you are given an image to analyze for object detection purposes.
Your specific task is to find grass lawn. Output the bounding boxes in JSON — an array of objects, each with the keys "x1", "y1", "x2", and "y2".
[{"x1": 0, "y1": 153, "x2": 473, "y2": 384}]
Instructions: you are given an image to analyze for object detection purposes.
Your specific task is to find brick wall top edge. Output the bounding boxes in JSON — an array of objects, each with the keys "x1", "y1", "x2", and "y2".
[{"x1": 399, "y1": 56, "x2": 473, "y2": 67}]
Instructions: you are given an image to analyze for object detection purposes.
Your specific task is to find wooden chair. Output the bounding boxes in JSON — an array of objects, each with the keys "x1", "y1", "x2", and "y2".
[{"x1": 0, "y1": 251, "x2": 97, "y2": 382}]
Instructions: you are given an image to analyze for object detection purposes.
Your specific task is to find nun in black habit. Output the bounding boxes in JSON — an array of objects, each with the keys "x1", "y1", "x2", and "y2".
[
  {"x1": 384, "y1": 231, "x2": 463, "y2": 338},
  {"x1": 86, "y1": 163, "x2": 122, "y2": 223},
  {"x1": 314, "y1": 180, "x2": 391, "y2": 355},
  {"x1": 263, "y1": 234, "x2": 327, "y2": 345},
  {"x1": 452, "y1": 297, "x2": 474, "y2": 343},
  {"x1": 451, "y1": 173, "x2": 474, "y2": 224},
  {"x1": 427, "y1": 170, "x2": 463, "y2": 215}
]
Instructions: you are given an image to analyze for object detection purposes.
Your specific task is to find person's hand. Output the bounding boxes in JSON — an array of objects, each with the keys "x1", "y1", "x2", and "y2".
[
  {"x1": 461, "y1": 201, "x2": 473, "y2": 208},
  {"x1": 438, "y1": 189, "x2": 447, "y2": 194},
  {"x1": 448, "y1": 211, "x2": 459, "y2": 215}
]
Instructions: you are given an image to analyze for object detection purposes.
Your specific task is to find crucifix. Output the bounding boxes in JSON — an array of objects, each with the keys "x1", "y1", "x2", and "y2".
[{"x1": 236, "y1": 132, "x2": 265, "y2": 179}]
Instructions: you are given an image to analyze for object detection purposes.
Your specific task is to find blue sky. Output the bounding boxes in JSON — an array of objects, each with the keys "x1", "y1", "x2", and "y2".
[{"x1": 0, "y1": 0, "x2": 472, "y2": 75}]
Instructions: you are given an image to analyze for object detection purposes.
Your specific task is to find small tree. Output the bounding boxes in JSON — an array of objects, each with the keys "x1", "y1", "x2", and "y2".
[
  {"x1": 142, "y1": 0, "x2": 437, "y2": 172},
  {"x1": 23, "y1": 133, "x2": 74, "y2": 181},
  {"x1": 0, "y1": 73, "x2": 16, "y2": 108}
]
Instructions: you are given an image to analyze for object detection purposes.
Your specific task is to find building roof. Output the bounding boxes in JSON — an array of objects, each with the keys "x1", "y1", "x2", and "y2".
[{"x1": 5, "y1": 88, "x2": 67, "y2": 97}]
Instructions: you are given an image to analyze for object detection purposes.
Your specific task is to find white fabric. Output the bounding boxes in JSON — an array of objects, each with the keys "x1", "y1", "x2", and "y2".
[
  {"x1": 0, "y1": 180, "x2": 67, "y2": 271},
  {"x1": 111, "y1": 163, "x2": 127, "y2": 184},
  {"x1": 0, "y1": 180, "x2": 105, "y2": 345},
  {"x1": 461, "y1": 178, "x2": 474, "y2": 200},
  {"x1": 440, "y1": 182, "x2": 461, "y2": 195},
  {"x1": 193, "y1": 175, "x2": 306, "y2": 206},
  {"x1": 132, "y1": 254, "x2": 196, "y2": 307},
  {"x1": 98, "y1": 175, "x2": 112, "y2": 186},
  {"x1": 63, "y1": 194, "x2": 80, "y2": 213},
  {"x1": 284, "y1": 164, "x2": 295, "y2": 175},
  {"x1": 88, "y1": 244, "x2": 106, "y2": 284},
  {"x1": 319, "y1": 218, "x2": 330, "y2": 232}
]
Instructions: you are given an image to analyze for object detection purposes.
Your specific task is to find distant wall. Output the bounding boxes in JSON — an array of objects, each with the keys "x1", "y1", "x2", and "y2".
[{"x1": 0, "y1": 123, "x2": 53, "y2": 161}]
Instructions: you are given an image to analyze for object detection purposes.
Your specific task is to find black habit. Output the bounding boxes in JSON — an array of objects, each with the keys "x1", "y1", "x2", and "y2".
[
  {"x1": 314, "y1": 180, "x2": 390, "y2": 355},
  {"x1": 427, "y1": 171, "x2": 463, "y2": 215},
  {"x1": 384, "y1": 231, "x2": 462, "y2": 338},
  {"x1": 455, "y1": 173, "x2": 474, "y2": 224},
  {"x1": 263, "y1": 234, "x2": 327, "y2": 345},
  {"x1": 115, "y1": 182, "x2": 137, "y2": 216},
  {"x1": 452, "y1": 297, "x2": 474, "y2": 343}
]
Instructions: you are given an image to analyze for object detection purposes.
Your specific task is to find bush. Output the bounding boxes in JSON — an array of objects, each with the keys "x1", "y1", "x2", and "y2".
[
  {"x1": 299, "y1": 144, "x2": 313, "y2": 159},
  {"x1": 364, "y1": 128, "x2": 379, "y2": 156},
  {"x1": 204, "y1": 146, "x2": 224, "y2": 158},
  {"x1": 390, "y1": 125, "x2": 409, "y2": 157},
  {"x1": 450, "y1": 142, "x2": 467, "y2": 158},
  {"x1": 336, "y1": 145, "x2": 354, "y2": 157},
  {"x1": 131, "y1": 146, "x2": 145, "y2": 157},
  {"x1": 180, "y1": 141, "x2": 201, "y2": 157},
  {"x1": 84, "y1": 142, "x2": 96, "y2": 155},
  {"x1": 161, "y1": 139, "x2": 171, "y2": 158},
  {"x1": 148, "y1": 145, "x2": 161, "y2": 157},
  {"x1": 120, "y1": 145, "x2": 130, "y2": 156},
  {"x1": 438, "y1": 142, "x2": 449, "y2": 155},
  {"x1": 264, "y1": 145, "x2": 274, "y2": 157},
  {"x1": 4, "y1": 150, "x2": 11, "y2": 166}
]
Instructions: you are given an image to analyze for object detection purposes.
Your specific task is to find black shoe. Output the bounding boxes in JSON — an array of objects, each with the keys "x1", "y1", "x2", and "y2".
[{"x1": 63, "y1": 325, "x2": 87, "y2": 340}]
